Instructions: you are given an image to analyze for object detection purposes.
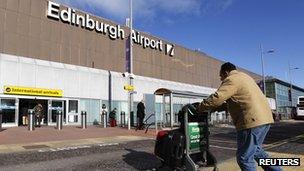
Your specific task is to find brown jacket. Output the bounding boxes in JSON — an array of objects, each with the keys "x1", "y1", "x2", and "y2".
[{"x1": 199, "y1": 70, "x2": 274, "y2": 130}]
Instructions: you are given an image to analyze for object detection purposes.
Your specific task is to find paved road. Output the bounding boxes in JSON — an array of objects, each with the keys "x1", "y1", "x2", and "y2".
[
  {"x1": 0, "y1": 121, "x2": 303, "y2": 171},
  {"x1": 209, "y1": 120, "x2": 304, "y2": 155},
  {"x1": 0, "y1": 140, "x2": 160, "y2": 171}
]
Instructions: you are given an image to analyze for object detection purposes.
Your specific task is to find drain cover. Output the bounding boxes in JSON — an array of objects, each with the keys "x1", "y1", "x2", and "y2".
[{"x1": 23, "y1": 145, "x2": 50, "y2": 149}]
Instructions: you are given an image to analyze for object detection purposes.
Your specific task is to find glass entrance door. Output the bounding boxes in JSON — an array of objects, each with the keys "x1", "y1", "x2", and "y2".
[
  {"x1": 48, "y1": 100, "x2": 64, "y2": 125},
  {"x1": 67, "y1": 100, "x2": 79, "y2": 124},
  {"x1": 0, "y1": 98, "x2": 18, "y2": 126}
]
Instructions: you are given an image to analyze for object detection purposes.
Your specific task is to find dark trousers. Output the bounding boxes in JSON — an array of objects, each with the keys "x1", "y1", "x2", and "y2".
[
  {"x1": 137, "y1": 117, "x2": 144, "y2": 130},
  {"x1": 36, "y1": 116, "x2": 42, "y2": 127}
]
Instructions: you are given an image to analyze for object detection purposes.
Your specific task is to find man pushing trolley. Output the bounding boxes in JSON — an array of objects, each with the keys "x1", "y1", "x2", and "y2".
[{"x1": 198, "y1": 62, "x2": 281, "y2": 171}]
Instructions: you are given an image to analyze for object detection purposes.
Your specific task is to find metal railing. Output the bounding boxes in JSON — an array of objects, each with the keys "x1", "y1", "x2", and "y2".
[{"x1": 135, "y1": 113, "x2": 155, "y2": 133}]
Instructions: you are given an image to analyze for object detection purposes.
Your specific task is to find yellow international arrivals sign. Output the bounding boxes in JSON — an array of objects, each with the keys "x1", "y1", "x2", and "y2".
[{"x1": 4, "y1": 86, "x2": 63, "y2": 97}]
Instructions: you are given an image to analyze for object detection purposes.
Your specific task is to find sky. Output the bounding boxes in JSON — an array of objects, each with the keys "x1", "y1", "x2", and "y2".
[{"x1": 55, "y1": 0, "x2": 304, "y2": 88}]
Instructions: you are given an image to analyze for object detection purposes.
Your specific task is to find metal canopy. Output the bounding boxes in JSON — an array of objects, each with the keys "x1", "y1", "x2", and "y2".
[
  {"x1": 154, "y1": 88, "x2": 209, "y2": 130},
  {"x1": 154, "y1": 88, "x2": 208, "y2": 99}
]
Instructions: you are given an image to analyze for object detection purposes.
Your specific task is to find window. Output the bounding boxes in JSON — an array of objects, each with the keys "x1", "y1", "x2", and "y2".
[
  {"x1": 68, "y1": 100, "x2": 78, "y2": 113},
  {"x1": 0, "y1": 99, "x2": 16, "y2": 124},
  {"x1": 80, "y1": 99, "x2": 100, "y2": 124}
]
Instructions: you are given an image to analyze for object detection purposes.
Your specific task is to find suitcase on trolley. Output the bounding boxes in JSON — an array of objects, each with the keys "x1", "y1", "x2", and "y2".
[{"x1": 155, "y1": 129, "x2": 186, "y2": 168}]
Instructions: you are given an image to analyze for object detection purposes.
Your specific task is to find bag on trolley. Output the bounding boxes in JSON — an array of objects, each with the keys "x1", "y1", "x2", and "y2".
[{"x1": 155, "y1": 129, "x2": 185, "y2": 168}]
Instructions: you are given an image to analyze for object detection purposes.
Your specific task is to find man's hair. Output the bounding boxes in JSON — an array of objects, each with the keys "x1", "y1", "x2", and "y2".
[{"x1": 221, "y1": 62, "x2": 237, "y2": 73}]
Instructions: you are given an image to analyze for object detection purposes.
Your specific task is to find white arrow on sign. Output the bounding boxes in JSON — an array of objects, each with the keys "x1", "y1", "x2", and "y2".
[{"x1": 165, "y1": 44, "x2": 175, "y2": 57}]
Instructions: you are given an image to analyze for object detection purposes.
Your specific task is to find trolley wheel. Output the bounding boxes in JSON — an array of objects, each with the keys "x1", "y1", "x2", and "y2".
[{"x1": 206, "y1": 150, "x2": 217, "y2": 166}]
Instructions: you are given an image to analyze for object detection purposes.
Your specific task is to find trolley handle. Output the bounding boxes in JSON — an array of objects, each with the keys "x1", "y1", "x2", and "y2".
[
  {"x1": 182, "y1": 103, "x2": 197, "y2": 117},
  {"x1": 187, "y1": 105, "x2": 197, "y2": 116}
]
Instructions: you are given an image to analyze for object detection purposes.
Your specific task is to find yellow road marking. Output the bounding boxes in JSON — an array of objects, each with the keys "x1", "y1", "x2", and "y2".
[
  {"x1": 210, "y1": 145, "x2": 237, "y2": 151},
  {"x1": 264, "y1": 134, "x2": 304, "y2": 150},
  {"x1": 210, "y1": 139, "x2": 236, "y2": 144}
]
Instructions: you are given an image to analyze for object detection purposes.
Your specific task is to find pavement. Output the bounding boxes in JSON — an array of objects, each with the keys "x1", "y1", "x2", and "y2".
[
  {"x1": 0, "y1": 125, "x2": 155, "y2": 154},
  {"x1": 210, "y1": 152, "x2": 304, "y2": 171}
]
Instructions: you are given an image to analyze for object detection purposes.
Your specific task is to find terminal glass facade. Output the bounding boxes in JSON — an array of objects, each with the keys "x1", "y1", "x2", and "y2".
[
  {"x1": 266, "y1": 80, "x2": 304, "y2": 114},
  {"x1": 275, "y1": 83, "x2": 290, "y2": 114},
  {"x1": 80, "y1": 99, "x2": 100, "y2": 124},
  {"x1": 292, "y1": 89, "x2": 304, "y2": 105}
]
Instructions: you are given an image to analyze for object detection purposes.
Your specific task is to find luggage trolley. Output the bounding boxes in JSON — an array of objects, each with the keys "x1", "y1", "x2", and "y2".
[
  {"x1": 154, "y1": 103, "x2": 217, "y2": 171},
  {"x1": 184, "y1": 106, "x2": 218, "y2": 171}
]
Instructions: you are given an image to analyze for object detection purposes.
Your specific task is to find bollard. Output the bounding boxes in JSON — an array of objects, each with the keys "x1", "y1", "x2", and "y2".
[
  {"x1": 81, "y1": 111, "x2": 87, "y2": 129},
  {"x1": 0, "y1": 109, "x2": 2, "y2": 130},
  {"x1": 28, "y1": 109, "x2": 35, "y2": 131},
  {"x1": 56, "y1": 110, "x2": 63, "y2": 130},
  {"x1": 102, "y1": 111, "x2": 107, "y2": 128},
  {"x1": 130, "y1": 111, "x2": 134, "y2": 127},
  {"x1": 120, "y1": 111, "x2": 125, "y2": 127}
]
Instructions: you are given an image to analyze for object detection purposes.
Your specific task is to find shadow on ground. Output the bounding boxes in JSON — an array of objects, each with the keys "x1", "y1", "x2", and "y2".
[
  {"x1": 122, "y1": 148, "x2": 163, "y2": 170},
  {"x1": 265, "y1": 121, "x2": 304, "y2": 143},
  {"x1": 0, "y1": 129, "x2": 7, "y2": 132}
]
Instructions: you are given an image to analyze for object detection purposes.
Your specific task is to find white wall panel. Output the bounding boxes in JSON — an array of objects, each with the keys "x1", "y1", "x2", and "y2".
[
  {"x1": 90, "y1": 72, "x2": 103, "y2": 99},
  {"x1": 19, "y1": 63, "x2": 36, "y2": 87},
  {"x1": 0, "y1": 53, "x2": 215, "y2": 103},
  {"x1": 52, "y1": 68, "x2": 65, "y2": 90},
  {"x1": 0, "y1": 55, "x2": 19, "y2": 87},
  {"x1": 111, "y1": 72, "x2": 128, "y2": 101},
  {"x1": 100, "y1": 73, "x2": 109, "y2": 99},
  {"x1": 64, "y1": 69, "x2": 79, "y2": 98},
  {"x1": 36, "y1": 65, "x2": 53, "y2": 88},
  {"x1": 78, "y1": 70, "x2": 91, "y2": 98}
]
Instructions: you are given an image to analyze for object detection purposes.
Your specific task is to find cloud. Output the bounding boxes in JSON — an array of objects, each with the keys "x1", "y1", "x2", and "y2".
[
  {"x1": 152, "y1": 0, "x2": 202, "y2": 15},
  {"x1": 55, "y1": 0, "x2": 235, "y2": 24},
  {"x1": 55, "y1": 0, "x2": 129, "y2": 19},
  {"x1": 56, "y1": 0, "x2": 201, "y2": 20},
  {"x1": 201, "y1": 0, "x2": 235, "y2": 15}
]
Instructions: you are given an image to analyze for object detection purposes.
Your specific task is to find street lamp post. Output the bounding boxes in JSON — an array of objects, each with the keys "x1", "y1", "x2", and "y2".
[
  {"x1": 260, "y1": 44, "x2": 266, "y2": 94},
  {"x1": 288, "y1": 61, "x2": 299, "y2": 108},
  {"x1": 260, "y1": 44, "x2": 274, "y2": 95},
  {"x1": 128, "y1": 0, "x2": 133, "y2": 130}
]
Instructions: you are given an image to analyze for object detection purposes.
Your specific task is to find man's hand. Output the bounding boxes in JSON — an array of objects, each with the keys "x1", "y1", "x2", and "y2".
[
  {"x1": 198, "y1": 99, "x2": 228, "y2": 113},
  {"x1": 211, "y1": 102, "x2": 228, "y2": 113}
]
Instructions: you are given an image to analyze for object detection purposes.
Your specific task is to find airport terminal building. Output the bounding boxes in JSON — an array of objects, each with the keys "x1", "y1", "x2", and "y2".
[
  {"x1": 0, "y1": 0, "x2": 262, "y2": 127},
  {"x1": 265, "y1": 77, "x2": 304, "y2": 116}
]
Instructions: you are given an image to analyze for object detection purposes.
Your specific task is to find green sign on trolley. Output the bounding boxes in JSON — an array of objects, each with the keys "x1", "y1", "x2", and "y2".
[{"x1": 187, "y1": 122, "x2": 207, "y2": 151}]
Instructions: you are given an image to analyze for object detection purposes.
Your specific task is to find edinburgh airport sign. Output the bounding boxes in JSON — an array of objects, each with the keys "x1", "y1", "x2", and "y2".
[{"x1": 47, "y1": 1, "x2": 174, "y2": 56}]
